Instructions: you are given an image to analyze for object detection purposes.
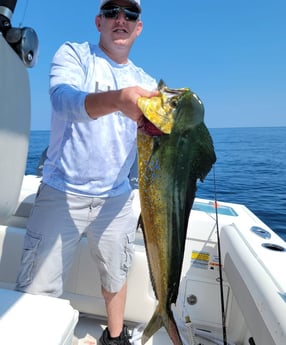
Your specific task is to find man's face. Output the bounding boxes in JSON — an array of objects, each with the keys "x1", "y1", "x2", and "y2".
[{"x1": 96, "y1": 1, "x2": 142, "y2": 54}]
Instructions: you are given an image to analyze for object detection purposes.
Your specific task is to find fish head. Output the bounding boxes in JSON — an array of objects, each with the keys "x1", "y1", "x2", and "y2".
[{"x1": 137, "y1": 80, "x2": 204, "y2": 136}]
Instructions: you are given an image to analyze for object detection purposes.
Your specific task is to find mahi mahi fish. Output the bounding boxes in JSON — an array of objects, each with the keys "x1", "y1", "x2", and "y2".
[{"x1": 136, "y1": 80, "x2": 216, "y2": 345}]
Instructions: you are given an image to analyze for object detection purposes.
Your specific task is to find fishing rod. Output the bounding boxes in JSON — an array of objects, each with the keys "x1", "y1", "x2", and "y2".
[{"x1": 213, "y1": 166, "x2": 228, "y2": 345}]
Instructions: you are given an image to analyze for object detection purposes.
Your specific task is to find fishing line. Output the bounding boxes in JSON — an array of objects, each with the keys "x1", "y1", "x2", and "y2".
[
  {"x1": 213, "y1": 166, "x2": 228, "y2": 345},
  {"x1": 18, "y1": 0, "x2": 30, "y2": 27}
]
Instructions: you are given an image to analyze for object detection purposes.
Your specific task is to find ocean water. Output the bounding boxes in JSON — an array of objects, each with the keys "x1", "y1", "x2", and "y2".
[{"x1": 25, "y1": 127, "x2": 286, "y2": 241}]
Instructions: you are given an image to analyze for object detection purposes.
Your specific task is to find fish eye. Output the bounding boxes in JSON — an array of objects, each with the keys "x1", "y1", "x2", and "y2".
[
  {"x1": 170, "y1": 100, "x2": 177, "y2": 107},
  {"x1": 169, "y1": 96, "x2": 179, "y2": 108}
]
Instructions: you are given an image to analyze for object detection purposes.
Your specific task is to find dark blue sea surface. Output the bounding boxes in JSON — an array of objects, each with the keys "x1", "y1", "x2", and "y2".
[{"x1": 25, "y1": 127, "x2": 286, "y2": 241}]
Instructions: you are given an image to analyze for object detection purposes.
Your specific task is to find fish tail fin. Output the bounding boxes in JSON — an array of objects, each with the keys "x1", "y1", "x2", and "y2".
[
  {"x1": 141, "y1": 307, "x2": 163, "y2": 344},
  {"x1": 142, "y1": 306, "x2": 183, "y2": 345}
]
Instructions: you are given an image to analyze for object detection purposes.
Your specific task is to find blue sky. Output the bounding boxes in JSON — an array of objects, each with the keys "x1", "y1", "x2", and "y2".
[{"x1": 12, "y1": 0, "x2": 286, "y2": 130}]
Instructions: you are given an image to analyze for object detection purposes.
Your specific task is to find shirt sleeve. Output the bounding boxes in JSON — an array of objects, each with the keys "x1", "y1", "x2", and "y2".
[{"x1": 49, "y1": 42, "x2": 92, "y2": 122}]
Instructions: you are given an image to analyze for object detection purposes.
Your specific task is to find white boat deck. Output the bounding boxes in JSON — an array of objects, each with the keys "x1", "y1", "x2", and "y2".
[
  {"x1": 73, "y1": 316, "x2": 172, "y2": 345},
  {"x1": 73, "y1": 314, "x2": 223, "y2": 345}
]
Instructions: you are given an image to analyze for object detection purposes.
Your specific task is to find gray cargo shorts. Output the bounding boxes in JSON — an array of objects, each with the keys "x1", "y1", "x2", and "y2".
[{"x1": 16, "y1": 183, "x2": 137, "y2": 296}]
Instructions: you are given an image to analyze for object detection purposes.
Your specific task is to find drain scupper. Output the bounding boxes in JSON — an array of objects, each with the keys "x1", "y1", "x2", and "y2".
[{"x1": 262, "y1": 243, "x2": 285, "y2": 252}]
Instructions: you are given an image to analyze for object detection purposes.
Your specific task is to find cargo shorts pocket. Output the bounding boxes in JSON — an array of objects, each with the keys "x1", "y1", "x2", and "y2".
[
  {"x1": 121, "y1": 231, "x2": 135, "y2": 273},
  {"x1": 16, "y1": 231, "x2": 42, "y2": 287}
]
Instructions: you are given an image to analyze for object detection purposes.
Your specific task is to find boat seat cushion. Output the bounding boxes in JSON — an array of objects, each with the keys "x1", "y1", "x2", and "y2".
[{"x1": 0, "y1": 288, "x2": 78, "y2": 345}]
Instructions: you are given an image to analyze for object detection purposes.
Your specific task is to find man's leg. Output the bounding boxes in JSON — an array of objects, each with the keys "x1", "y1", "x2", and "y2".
[
  {"x1": 87, "y1": 191, "x2": 137, "y2": 343},
  {"x1": 102, "y1": 282, "x2": 127, "y2": 337}
]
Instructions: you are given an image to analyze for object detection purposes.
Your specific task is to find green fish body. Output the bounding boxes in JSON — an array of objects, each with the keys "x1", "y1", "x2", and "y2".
[{"x1": 137, "y1": 81, "x2": 216, "y2": 344}]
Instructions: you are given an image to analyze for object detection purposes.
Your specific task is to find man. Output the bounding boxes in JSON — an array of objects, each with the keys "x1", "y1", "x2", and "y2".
[{"x1": 15, "y1": 1, "x2": 158, "y2": 344}]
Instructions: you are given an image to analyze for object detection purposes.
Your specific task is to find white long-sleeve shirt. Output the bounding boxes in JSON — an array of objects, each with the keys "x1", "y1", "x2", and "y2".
[{"x1": 42, "y1": 41, "x2": 157, "y2": 197}]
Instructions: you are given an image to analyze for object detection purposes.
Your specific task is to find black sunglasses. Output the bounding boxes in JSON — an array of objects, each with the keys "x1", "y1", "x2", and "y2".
[{"x1": 100, "y1": 6, "x2": 140, "y2": 22}]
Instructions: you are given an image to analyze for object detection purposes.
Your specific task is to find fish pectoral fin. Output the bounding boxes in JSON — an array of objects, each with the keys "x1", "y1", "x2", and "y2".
[{"x1": 142, "y1": 307, "x2": 164, "y2": 345}]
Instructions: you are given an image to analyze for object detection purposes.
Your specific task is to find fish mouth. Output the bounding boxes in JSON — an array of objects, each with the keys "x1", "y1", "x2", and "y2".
[
  {"x1": 137, "y1": 80, "x2": 190, "y2": 136},
  {"x1": 158, "y1": 81, "x2": 189, "y2": 108}
]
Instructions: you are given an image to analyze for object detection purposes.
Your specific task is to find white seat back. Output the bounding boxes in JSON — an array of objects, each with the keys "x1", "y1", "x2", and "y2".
[{"x1": 0, "y1": 34, "x2": 30, "y2": 222}]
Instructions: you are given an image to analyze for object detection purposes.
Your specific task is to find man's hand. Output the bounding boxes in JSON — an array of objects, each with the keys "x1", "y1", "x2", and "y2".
[
  {"x1": 85, "y1": 86, "x2": 159, "y2": 121},
  {"x1": 117, "y1": 86, "x2": 159, "y2": 122}
]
